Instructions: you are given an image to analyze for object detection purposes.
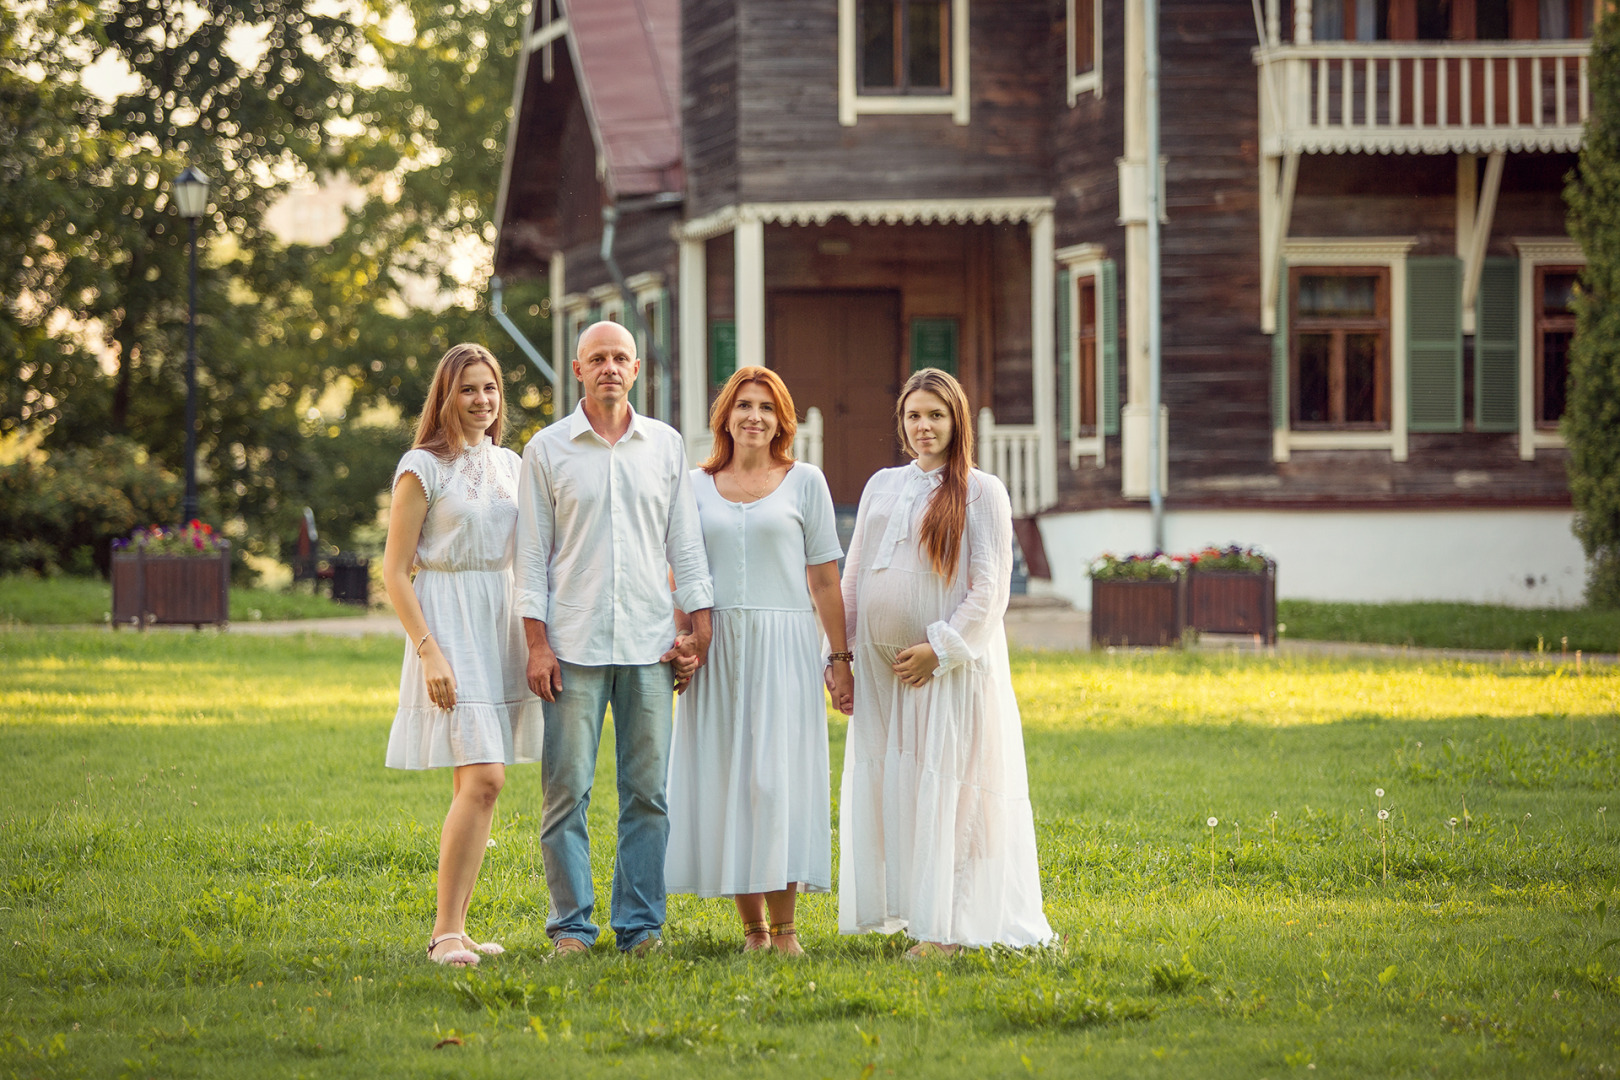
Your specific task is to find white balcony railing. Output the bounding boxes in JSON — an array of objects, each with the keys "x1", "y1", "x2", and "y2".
[
  {"x1": 1256, "y1": 41, "x2": 1590, "y2": 156},
  {"x1": 792, "y1": 406, "x2": 823, "y2": 469},
  {"x1": 978, "y1": 408, "x2": 1048, "y2": 519}
]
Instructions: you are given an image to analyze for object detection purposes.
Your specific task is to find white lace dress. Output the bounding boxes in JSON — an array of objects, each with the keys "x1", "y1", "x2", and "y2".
[
  {"x1": 838, "y1": 463, "x2": 1053, "y2": 948},
  {"x1": 665, "y1": 464, "x2": 844, "y2": 897},
  {"x1": 386, "y1": 438, "x2": 543, "y2": 770}
]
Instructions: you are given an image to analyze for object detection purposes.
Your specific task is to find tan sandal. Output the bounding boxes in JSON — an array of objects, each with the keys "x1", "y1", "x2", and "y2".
[
  {"x1": 903, "y1": 941, "x2": 961, "y2": 960},
  {"x1": 770, "y1": 921, "x2": 804, "y2": 957},
  {"x1": 741, "y1": 920, "x2": 771, "y2": 952},
  {"x1": 427, "y1": 932, "x2": 479, "y2": 967}
]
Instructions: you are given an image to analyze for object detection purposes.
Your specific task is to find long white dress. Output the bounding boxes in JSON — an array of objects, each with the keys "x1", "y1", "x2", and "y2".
[
  {"x1": 386, "y1": 438, "x2": 543, "y2": 770},
  {"x1": 838, "y1": 463, "x2": 1053, "y2": 947},
  {"x1": 665, "y1": 463, "x2": 844, "y2": 897}
]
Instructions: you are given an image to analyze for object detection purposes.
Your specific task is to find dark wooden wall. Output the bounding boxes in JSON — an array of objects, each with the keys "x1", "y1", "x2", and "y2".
[{"x1": 684, "y1": 0, "x2": 740, "y2": 217}]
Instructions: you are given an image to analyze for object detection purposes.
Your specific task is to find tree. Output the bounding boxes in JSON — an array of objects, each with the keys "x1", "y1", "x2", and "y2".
[{"x1": 1565, "y1": 9, "x2": 1620, "y2": 608}]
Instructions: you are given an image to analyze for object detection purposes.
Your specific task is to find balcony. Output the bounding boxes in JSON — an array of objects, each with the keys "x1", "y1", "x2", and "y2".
[{"x1": 1255, "y1": 40, "x2": 1591, "y2": 156}]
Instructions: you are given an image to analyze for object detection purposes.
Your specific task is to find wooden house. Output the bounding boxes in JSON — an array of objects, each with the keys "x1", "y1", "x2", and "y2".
[{"x1": 494, "y1": 0, "x2": 1599, "y2": 608}]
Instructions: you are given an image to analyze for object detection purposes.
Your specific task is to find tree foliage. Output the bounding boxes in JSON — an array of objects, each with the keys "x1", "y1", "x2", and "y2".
[
  {"x1": 1565, "y1": 8, "x2": 1620, "y2": 608},
  {"x1": 0, "y1": 0, "x2": 553, "y2": 575}
]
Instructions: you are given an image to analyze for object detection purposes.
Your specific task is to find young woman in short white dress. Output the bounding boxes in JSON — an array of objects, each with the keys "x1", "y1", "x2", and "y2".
[
  {"x1": 382, "y1": 343, "x2": 542, "y2": 967},
  {"x1": 838, "y1": 368, "x2": 1053, "y2": 957},
  {"x1": 665, "y1": 366, "x2": 854, "y2": 955}
]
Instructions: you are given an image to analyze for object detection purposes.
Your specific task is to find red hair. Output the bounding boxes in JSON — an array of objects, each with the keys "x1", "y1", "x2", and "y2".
[
  {"x1": 414, "y1": 343, "x2": 506, "y2": 461},
  {"x1": 701, "y1": 366, "x2": 799, "y2": 474},
  {"x1": 896, "y1": 368, "x2": 976, "y2": 583}
]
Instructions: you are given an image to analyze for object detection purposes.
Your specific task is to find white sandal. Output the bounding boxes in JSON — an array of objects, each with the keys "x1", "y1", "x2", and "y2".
[
  {"x1": 427, "y1": 932, "x2": 480, "y2": 967},
  {"x1": 460, "y1": 933, "x2": 504, "y2": 956}
]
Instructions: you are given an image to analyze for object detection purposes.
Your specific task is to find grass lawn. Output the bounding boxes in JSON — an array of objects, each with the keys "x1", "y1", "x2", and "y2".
[
  {"x1": 1278, "y1": 600, "x2": 1620, "y2": 654},
  {"x1": 2, "y1": 631, "x2": 1617, "y2": 1078},
  {"x1": 0, "y1": 573, "x2": 370, "y2": 626}
]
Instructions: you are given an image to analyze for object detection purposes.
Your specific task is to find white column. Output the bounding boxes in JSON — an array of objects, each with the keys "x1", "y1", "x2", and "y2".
[
  {"x1": 734, "y1": 214, "x2": 766, "y2": 369},
  {"x1": 1120, "y1": 0, "x2": 1151, "y2": 498},
  {"x1": 679, "y1": 237, "x2": 710, "y2": 460},
  {"x1": 1294, "y1": 0, "x2": 1312, "y2": 43},
  {"x1": 1030, "y1": 209, "x2": 1057, "y2": 511},
  {"x1": 550, "y1": 251, "x2": 569, "y2": 410}
]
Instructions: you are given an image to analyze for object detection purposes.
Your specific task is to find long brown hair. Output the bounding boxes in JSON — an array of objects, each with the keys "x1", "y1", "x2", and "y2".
[
  {"x1": 413, "y1": 344, "x2": 506, "y2": 461},
  {"x1": 896, "y1": 368, "x2": 975, "y2": 583},
  {"x1": 701, "y1": 366, "x2": 799, "y2": 474}
]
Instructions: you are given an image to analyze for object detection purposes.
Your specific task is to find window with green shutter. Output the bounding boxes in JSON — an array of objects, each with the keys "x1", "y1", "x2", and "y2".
[
  {"x1": 1474, "y1": 257, "x2": 1518, "y2": 432},
  {"x1": 710, "y1": 320, "x2": 737, "y2": 385},
  {"x1": 1272, "y1": 263, "x2": 1289, "y2": 431},
  {"x1": 1057, "y1": 269, "x2": 1071, "y2": 441},
  {"x1": 1406, "y1": 256, "x2": 1463, "y2": 433},
  {"x1": 1291, "y1": 266, "x2": 1391, "y2": 428},
  {"x1": 1100, "y1": 259, "x2": 1120, "y2": 436},
  {"x1": 909, "y1": 317, "x2": 959, "y2": 376}
]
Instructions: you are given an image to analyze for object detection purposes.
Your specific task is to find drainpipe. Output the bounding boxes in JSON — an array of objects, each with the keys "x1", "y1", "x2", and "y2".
[
  {"x1": 1145, "y1": 0, "x2": 1165, "y2": 552},
  {"x1": 490, "y1": 276, "x2": 559, "y2": 386},
  {"x1": 601, "y1": 192, "x2": 685, "y2": 412}
]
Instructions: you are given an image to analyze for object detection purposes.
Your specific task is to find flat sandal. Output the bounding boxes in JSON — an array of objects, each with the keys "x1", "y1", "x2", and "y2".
[{"x1": 427, "y1": 932, "x2": 479, "y2": 967}]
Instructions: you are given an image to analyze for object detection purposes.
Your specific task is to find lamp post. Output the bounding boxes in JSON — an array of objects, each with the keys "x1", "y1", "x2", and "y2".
[{"x1": 172, "y1": 166, "x2": 211, "y2": 525}]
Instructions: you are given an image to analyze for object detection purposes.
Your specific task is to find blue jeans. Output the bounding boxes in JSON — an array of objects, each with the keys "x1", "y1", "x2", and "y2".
[{"x1": 540, "y1": 661, "x2": 673, "y2": 950}]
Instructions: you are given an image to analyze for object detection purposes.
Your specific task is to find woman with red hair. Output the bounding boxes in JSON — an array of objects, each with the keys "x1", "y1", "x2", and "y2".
[
  {"x1": 382, "y1": 343, "x2": 542, "y2": 967},
  {"x1": 838, "y1": 368, "x2": 1052, "y2": 956},
  {"x1": 665, "y1": 366, "x2": 853, "y2": 955}
]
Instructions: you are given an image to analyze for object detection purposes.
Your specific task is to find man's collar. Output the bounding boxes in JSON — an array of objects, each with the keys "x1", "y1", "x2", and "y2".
[{"x1": 567, "y1": 401, "x2": 647, "y2": 442}]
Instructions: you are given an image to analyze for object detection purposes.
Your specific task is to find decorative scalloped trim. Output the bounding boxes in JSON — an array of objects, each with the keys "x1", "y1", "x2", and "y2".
[{"x1": 678, "y1": 198, "x2": 1056, "y2": 241}]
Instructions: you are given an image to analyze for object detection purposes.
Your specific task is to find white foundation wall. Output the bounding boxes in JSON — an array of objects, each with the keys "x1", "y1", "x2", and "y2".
[{"x1": 1035, "y1": 508, "x2": 1587, "y2": 610}]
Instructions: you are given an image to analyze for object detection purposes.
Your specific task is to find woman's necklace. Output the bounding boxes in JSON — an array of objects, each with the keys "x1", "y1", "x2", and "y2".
[{"x1": 725, "y1": 464, "x2": 779, "y2": 501}]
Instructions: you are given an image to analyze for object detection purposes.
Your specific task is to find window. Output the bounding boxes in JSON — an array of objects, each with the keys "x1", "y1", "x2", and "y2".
[
  {"x1": 839, "y1": 0, "x2": 968, "y2": 125},
  {"x1": 860, "y1": 0, "x2": 949, "y2": 93},
  {"x1": 1066, "y1": 0, "x2": 1101, "y2": 103},
  {"x1": 1056, "y1": 247, "x2": 1118, "y2": 466},
  {"x1": 1290, "y1": 269, "x2": 1391, "y2": 428},
  {"x1": 1535, "y1": 266, "x2": 1577, "y2": 428},
  {"x1": 1313, "y1": 0, "x2": 1387, "y2": 40}
]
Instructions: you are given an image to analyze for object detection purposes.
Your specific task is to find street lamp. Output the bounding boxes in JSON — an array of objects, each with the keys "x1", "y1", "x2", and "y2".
[{"x1": 173, "y1": 166, "x2": 210, "y2": 525}]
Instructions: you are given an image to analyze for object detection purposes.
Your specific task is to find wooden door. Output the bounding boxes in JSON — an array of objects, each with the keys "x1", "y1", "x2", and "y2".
[{"x1": 769, "y1": 290, "x2": 904, "y2": 504}]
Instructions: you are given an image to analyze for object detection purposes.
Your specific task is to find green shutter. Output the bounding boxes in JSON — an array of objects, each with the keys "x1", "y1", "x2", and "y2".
[
  {"x1": 1272, "y1": 264, "x2": 1289, "y2": 430},
  {"x1": 1475, "y1": 256, "x2": 1519, "y2": 432},
  {"x1": 1057, "y1": 268, "x2": 1072, "y2": 441},
  {"x1": 909, "y1": 317, "x2": 959, "y2": 376},
  {"x1": 1100, "y1": 259, "x2": 1120, "y2": 436},
  {"x1": 710, "y1": 320, "x2": 737, "y2": 385},
  {"x1": 1406, "y1": 256, "x2": 1464, "y2": 432}
]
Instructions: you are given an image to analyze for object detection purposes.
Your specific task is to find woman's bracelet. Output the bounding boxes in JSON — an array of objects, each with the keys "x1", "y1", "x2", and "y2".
[
  {"x1": 416, "y1": 631, "x2": 434, "y2": 657},
  {"x1": 827, "y1": 651, "x2": 853, "y2": 664}
]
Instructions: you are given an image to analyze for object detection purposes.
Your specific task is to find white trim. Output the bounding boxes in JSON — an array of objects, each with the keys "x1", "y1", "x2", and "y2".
[
  {"x1": 678, "y1": 197, "x2": 1054, "y2": 241},
  {"x1": 1512, "y1": 237, "x2": 1584, "y2": 460},
  {"x1": 1275, "y1": 238, "x2": 1416, "y2": 462},
  {"x1": 525, "y1": 17, "x2": 568, "y2": 56},
  {"x1": 678, "y1": 239, "x2": 711, "y2": 460},
  {"x1": 1031, "y1": 210, "x2": 1058, "y2": 511},
  {"x1": 1065, "y1": 0, "x2": 1102, "y2": 105},
  {"x1": 1056, "y1": 244, "x2": 1108, "y2": 468},
  {"x1": 550, "y1": 251, "x2": 566, "y2": 412},
  {"x1": 735, "y1": 217, "x2": 766, "y2": 373},
  {"x1": 1459, "y1": 151, "x2": 1505, "y2": 336},
  {"x1": 838, "y1": 0, "x2": 970, "y2": 126}
]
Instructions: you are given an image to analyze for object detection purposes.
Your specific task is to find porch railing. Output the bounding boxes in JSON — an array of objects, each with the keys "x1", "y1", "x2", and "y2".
[
  {"x1": 1256, "y1": 41, "x2": 1590, "y2": 156},
  {"x1": 792, "y1": 406, "x2": 824, "y2": 469},
  {"x1": 978, "y1": 408, "x2": 1046, "y2": 519}
]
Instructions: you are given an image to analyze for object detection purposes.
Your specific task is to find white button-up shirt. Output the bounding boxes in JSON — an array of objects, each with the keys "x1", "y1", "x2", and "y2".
[{"x1": 515, "y1": 403, "x2": 714, "y2": 666}]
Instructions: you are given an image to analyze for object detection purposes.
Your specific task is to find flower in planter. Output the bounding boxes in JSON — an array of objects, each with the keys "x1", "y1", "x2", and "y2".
[
  {"x1": 1187, "y1": 544, "x2": 1271, "y2": 573},
  {"x1": 1089, "y1": 551, "x2": 1186, "y2": 582},
  {"x1": 112, "y1": 521, "x2": 229, "y2": 558}
]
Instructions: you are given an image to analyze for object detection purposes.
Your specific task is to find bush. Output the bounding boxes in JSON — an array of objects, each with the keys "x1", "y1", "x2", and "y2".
[
  {"x1": 1565, "y1": 12, "x2": 1620, "y2": 607},
  {"x1": 0, "y1": 437, "x2": 181, "y2": 575}
]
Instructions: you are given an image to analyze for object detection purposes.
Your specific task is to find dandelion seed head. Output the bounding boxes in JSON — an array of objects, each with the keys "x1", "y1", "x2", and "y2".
[
  {"x1": 1449, "y1": 817, "x2": 1459, "y2": 826},
  {"x1": 1207, "y1": 817, "x2": 1218, "y2": 828},
  {"x1": 1416, "y1": 741, "x2": 1423, "y2": 749},
  {"x1": 1378, "y1": 809, "x2": 1390, "y2": 821},
  {"x1": 486, "y1": 838, "x2": 497, "y2": 848},
  {"x1": 1375, "y1": 788, "x2": 1385, "y2": 798}
]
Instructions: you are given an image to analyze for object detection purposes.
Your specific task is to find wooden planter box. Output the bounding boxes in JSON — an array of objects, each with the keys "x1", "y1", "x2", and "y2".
[
  {"x1": 1090, "y1": 576, "x2": 1187, "y2": 647},
  {"x1": 111, "y1": 549, "x2": 230, "y2": 629},
  {"x1": 1188, "y1": 565, "x2": 1277, "y2": 644}
]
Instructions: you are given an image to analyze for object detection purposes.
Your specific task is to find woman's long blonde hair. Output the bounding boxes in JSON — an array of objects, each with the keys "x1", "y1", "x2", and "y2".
[
  {"x1": 701, "y1": 366, "x2": 799, "y2": 474},
  {"x1": 413, "y1": 344, "x2": 506, "y2": 461},
  {"x1": 896, "y1": 368, "x2": 975, "y2": 583}
]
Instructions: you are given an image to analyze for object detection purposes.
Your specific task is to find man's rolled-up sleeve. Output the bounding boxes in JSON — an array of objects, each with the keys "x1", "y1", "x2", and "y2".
[{"x1": 514, "y1": 439, "x2": 555, "y2": 623}]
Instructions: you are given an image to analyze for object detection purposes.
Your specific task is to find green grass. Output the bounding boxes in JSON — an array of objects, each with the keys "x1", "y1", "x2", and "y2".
[
  {"x1": 1279, "y1": 599, "x2": 1620, "y2": 653},
  {"x1": 0, "y1": 573, "x2": 369, "y2": 625},
  {"x1": 2, "y1": 631, "x2": 1618, "y2": 1078}
]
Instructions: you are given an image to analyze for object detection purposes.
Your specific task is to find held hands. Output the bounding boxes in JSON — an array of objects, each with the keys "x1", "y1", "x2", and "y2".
[
  {"x1": 892, "y1": 643, "x2": 938, "y2": 688},
  {"x1": 661, "y1": 632, "x2": 708, "y2": 695},
  {"x1": 823, "y1": 660, "x2": 854, "y2": 715},
  {"x1": 422, "y1": 642, "x2": 458, "y2": 710},
  {"x1": 526, "y1": 639, "x2": 563, "y2": 702}
]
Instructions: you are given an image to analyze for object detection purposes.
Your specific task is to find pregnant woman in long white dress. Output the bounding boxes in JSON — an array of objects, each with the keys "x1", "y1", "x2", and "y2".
[
  {"x1": 839, "y1": 368, "x2": 1053, "y2": 956},
  {"x1": 382, "y1": 343, "x2": 542, "y2": 967},
  {"x1": 665, "y1": 366, "x2": 854, "y2": 955}
]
